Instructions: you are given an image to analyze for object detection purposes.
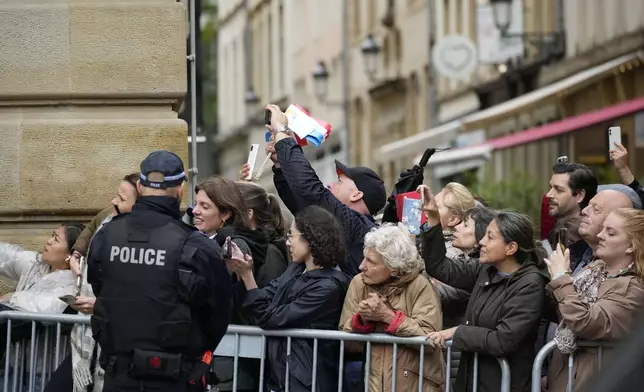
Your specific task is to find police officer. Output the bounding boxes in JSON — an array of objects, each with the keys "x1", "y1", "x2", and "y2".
[{"x1": 87, "y1": 151, "x2": 233, "y2": 392}]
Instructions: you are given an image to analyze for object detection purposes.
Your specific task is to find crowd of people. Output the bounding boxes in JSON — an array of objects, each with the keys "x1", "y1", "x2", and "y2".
[{"x1": 0, "y1": 103, "x2": 642, "y2": 392}]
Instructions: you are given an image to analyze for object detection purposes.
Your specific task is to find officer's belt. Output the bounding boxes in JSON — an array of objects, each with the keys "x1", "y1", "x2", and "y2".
[{"x1": 106, "y1": 354, "x2": 198, "y2": 374}]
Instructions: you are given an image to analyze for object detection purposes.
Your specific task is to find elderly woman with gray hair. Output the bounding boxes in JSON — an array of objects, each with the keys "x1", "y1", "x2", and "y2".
[{"x1": 339, "y1": 223, "x2": 444, "y2": 392}]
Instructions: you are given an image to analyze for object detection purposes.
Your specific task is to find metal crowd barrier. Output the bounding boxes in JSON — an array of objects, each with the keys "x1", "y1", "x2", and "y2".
[
  {"x1": 531, "y1": 340, "x2": 612, "y2": 392},
  {"x1": 0, "y1": 311, "x2": 511, "y2": 392}
]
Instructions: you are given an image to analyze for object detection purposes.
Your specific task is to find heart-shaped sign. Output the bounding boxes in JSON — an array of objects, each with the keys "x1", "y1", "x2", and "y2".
[
  {"x1": 432, "y1": 35, "x2": 478, "y2": 80},
  {"x1": 441, "y1": 45, "x2": 474, "y2": 72}
]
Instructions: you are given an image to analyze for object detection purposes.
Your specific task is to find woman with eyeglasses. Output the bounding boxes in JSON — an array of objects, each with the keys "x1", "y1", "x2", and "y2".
[{"x1": 225, "y1": 206, "x2": 351, "y2": 392}]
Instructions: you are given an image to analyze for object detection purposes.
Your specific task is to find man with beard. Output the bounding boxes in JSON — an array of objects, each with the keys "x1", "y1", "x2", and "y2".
[
  {"x1": 543, "y1": 161, "x2": 597, "y2": 271},
  {"x1": 546, "y1": 162, "x2": 598, "y2": 220}
]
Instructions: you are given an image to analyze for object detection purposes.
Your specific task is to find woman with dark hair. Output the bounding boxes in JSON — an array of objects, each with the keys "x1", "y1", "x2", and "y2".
[
  {"x1": 45, "y1": 174, "x2": 140, "y2": 392},
  {"x1": 439, "y1": 206, "x2": 496, "y2": 327},
  {"x1": 419, "y1": 186, "x2": 548, "y2": 392},
  {"x1": 0, "y1": 222, "x2": 85, "y2": 312},
  {"x1": 192, "y1": 176, "x2": 252, "y2": 240},
  {"x1": 0, "y1": 222, "x2": 85, "y2": 391},
  {"x1": 235, "y1": 181, "x2": 286, "y2": 236},
  {"x1": 235, "y1": 181, "x2": 289, "y2": 285},
  {"x1": 193, "y1": 177, "x2": 278, "y2": 391},
  {"x1": 226, "y1": 206, "x2": 351, "y2": 392}
]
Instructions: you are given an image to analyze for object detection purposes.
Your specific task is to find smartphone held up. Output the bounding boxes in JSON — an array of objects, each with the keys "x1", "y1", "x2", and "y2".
[
  {"x1": 222, "y1": 237, "x2": 233, "y2": 259},
  {"x1": 245, "y1": 144, "x2": 259, "y2": 180},
  {"x1": 608, "y1": 126, "x2": 622, "y2": 158}
]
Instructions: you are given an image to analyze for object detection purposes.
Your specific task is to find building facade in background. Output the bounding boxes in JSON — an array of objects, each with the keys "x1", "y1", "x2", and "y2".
[
  {"x1": 217, "y1": 0, "x2": 251, "y2": 181},
  {"x1": 217, "y1": 0, "x2": 644, "y2": 197},
  {"x1": 381, "y1": 0, "x2": 644, "y2": 189}
]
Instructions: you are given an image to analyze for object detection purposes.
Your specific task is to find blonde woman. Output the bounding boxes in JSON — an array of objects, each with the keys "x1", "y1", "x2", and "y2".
[
  {"x1": 544, "y1": 208, "x2": 644, "y2": 391},
  {"x1": 428, "y1": 182, "x2": 476, "y2": 327}
]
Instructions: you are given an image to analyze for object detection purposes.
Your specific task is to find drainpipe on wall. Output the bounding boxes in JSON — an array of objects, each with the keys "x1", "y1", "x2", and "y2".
[
  {"x1": 427, "y1": 0, "x2": 439, "y2": 128},
  {"x1": 244, "y1": 0, "x2": 252, "y2": 98},
  {"x1": 341, "y1": 0, "x2": 351, "y2": 165},
  {"x1": 188, "y1": 0, "x2": 199, "y2": 206}
]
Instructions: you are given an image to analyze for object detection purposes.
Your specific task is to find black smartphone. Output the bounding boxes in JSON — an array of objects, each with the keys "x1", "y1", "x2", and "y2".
[
  {"x1": 556, "y1": 227, "x2": 568, "y2": 251},
  {"x1": 222, "y1": 237, "x2": 232, "y2": 259},
  {"x1": 264, "y1": 109, "x2": 272, "y2": 125}
]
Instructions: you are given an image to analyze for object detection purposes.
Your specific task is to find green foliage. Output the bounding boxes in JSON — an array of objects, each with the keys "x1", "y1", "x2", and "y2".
[
  {"x1": 200, "y1": 2, "x2": 218, "y2": 128},
  {"x1": 590, "y1": 164, "x2": 622, "y2": 185},
  {"x1": 465, "y1": 171, "x2": 543, "y2": 230}
]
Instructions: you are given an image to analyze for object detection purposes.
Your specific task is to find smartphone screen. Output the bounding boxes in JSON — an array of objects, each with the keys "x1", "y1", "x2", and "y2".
[
  {"x1": 246, "y1": 144, "x2": 260, "y2": 180},
  {"x1": 222, "y1": 237, "x2": 232, "y2": 259},
  {"x1": 556, "y1": 228, "x2": 568, "y2": 251},
  {"x1": 59, "y1": 295, "x2": 77, "y2": 306},
  {"x1": 264, "y1": 109, "x2": 272, "y2": 125},
  {"x1": 420, "y1": 187, "x2": 425, "y2": 210},
  {"x1": 608, "y1": 126, "x2": 622, "y2": 154}
]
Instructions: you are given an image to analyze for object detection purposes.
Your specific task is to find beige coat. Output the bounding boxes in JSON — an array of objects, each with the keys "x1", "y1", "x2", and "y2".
[
  {"x1": 339, "y1": 272, "x2": 444, "y2": 392},
  {"x1": 547, "y1": 273, "x2": 644, "y2": 392}
]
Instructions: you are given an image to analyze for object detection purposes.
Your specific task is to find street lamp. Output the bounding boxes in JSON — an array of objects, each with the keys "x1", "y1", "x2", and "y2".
[
  {"x1": 489, "y1": 0, "x2": 564, "y2": 61},
  {"x1": 244, "y1": 87, "x2": 260, "y2": 116},
  {"x1": 360, "y1": 34, "x2": 381, "y2": 80},
  {"x1": 489, "y1": 0, "x2": 513, "y2": 35},
  {"x1": 312, "y1": 61, "x2": 330, "y2": 101}
]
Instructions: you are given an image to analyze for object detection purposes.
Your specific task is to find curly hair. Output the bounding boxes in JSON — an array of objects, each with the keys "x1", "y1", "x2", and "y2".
[{"x1": 294, "y1": 206, "x2": 346, "y2": 268}]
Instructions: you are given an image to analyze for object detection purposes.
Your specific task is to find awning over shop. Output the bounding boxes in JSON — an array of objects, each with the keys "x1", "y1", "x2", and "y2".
[
  {"x1": 415, "y1": 96, "x2": 644, "y2": 172},
  {"x1": 487, "y1": 96, "x2": 644, "y2": 149},
  {"x1": 375, "y1": 51, "x2": 643, "y2": 165},
  {"x1": 375, "y1": 120, "x2": 461, "y2": 163},
  {"x1": 461, "y1": 51, "x2": 644, "y2": 131}
]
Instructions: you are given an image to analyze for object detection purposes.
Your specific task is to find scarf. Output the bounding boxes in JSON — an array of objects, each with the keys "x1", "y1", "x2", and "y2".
[
  {"x1": 373, "y1": 268, "x2": 422, "y2": 304},
  {"x1": 553, "y1": 262, "x2": 633, "y2": 354},
  {"x1": 70, "y1": 217, "x2": 111, "y2": 392}
]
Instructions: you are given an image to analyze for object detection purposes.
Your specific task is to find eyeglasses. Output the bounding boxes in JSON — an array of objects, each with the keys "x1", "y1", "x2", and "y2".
[{"x1": 286, "y1": 231, "x2": 301, "y2": 240}]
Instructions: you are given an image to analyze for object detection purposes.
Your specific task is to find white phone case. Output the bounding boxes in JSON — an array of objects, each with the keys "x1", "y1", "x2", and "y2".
[
  {"x1": 608, "y1": 126, "x2": 622, "y2": 153},
  {"x1": 246, "y1": 144, "x2": 260, "y2": 180}
]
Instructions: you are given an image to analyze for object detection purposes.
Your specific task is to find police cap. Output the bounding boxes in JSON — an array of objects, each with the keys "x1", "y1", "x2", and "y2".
[{"x1": 139, "y1": 151, "x2": 187, "y2": 189}]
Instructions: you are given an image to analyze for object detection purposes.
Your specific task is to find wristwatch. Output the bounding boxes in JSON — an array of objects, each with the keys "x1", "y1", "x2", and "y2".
[{"x1": 277, "y1": 125, "x2": 293, "y2": 137}]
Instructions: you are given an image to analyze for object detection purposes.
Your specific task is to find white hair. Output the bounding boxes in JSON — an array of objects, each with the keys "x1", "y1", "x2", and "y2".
[{"x1": 363, "y1": 223, "x2": 425, "y2": 275}]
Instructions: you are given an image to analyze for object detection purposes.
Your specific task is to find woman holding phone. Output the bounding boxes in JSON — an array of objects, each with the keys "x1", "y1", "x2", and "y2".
[
  {"x1": 421, "y1": 185, "x2": 549, "y2": 392},
  {"x1": 45, "y1": 174, "x2": 139, "y2": 392}
]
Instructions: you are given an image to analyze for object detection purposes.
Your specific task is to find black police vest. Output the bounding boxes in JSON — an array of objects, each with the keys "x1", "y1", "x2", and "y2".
[{"x1": 91, "y1": 215, "x2": 204, "y2": 357}]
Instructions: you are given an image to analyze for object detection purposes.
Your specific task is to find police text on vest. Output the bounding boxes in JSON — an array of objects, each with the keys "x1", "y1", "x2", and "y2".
[{"x1": 110, "y1": 246, "x2": 166, "y2": 266}]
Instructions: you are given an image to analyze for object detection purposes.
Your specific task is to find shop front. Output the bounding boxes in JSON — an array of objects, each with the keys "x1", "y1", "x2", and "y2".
[{"x1": 378, "y1": 51, "x2": 644, "y2": 187}]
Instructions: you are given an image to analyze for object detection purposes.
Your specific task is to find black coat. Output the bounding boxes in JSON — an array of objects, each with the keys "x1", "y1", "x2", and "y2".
[
  {"x1": 422, "y1": 225, "x2": 548, "y2": 392},
  {"x1": 242, "y1": 263, "x2": 350, "y2": 392},
  {"x1": 273, "y1": 138, "x2": 376, "y2": 276}
]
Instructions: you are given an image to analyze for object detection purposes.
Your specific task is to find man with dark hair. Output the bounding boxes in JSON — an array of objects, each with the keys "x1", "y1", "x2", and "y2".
[{"x1": 546, "y1": 162, "x2": 598, "y2": 219}]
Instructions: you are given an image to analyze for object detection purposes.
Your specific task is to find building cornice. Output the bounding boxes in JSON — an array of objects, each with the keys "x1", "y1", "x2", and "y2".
[{"x1": 538, "y1": 28, "x2": 644, "y2": 86}]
